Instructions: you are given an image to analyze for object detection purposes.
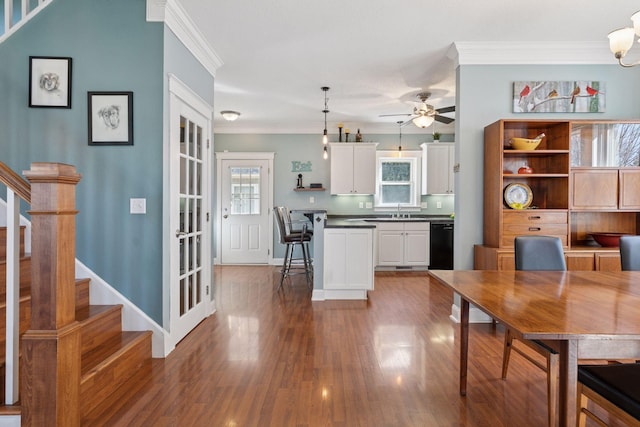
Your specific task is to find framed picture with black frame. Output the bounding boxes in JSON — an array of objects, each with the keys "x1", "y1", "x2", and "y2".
[
  {"x1": 88, "y1": 91, "x2": 133, "y2": 146},
  {"x1": 28, "y1": 56, "x2": 72, "y2": 108}
]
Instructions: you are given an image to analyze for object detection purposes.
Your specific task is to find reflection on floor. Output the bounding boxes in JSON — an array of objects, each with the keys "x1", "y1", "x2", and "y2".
[{"x1": 92, "y1": 266, "x2": 609, "y2": 426}]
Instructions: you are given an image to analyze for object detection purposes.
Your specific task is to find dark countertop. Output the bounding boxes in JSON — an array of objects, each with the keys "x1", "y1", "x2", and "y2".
[{"x1": 324, "y1": 214, "x2": 454, "y2": 228}]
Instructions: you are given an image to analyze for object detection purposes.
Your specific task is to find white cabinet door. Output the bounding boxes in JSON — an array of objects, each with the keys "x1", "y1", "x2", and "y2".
[
  {"x1": 375, "y1": 222, "x2": 430, "y2": 267},
  {"x1": 353, "y1": 144, "x2": 376, "y2": 194},
  {"x1": 323, "y1": 228, "x2": 373, "y2": 290},
  {"x1": 377, "y1": 224, "x2": 404, "y2": 266},
  {"x1": 330, "y1": 143, "x2": 377, "y2": 195},
  {"x1": 404, "y1": 223, "x2": 430, "y2": 266},
  {"x1": 330, "y1": 144, "x2": 355, "y2": 195},
  {"x1": 422, "y1": 143, "x2": 454, "y2": 195}
]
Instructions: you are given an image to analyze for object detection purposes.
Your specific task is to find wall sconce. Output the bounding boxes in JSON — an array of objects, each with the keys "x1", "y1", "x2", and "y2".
[
  {"x1": 220, "y1": 110, "x2": 241, "y2": 121},
  {"x1": 608, "y1": 11, "x2": 640, "y2": 67}
]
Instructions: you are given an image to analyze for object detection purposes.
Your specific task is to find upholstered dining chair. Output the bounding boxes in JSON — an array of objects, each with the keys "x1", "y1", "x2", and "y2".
[
  {"x1": 620, "y1": 235, "x2": 640, "y2": 271},
  {"x1": 273, "y1": 207, "x2": 313, "y2": 290},
  {"x1": 502, "y1": 235, "x2": 566, "y2": 427},
  {"x1": 578, "y1": 363, "x2": 640, "y2": 427}
]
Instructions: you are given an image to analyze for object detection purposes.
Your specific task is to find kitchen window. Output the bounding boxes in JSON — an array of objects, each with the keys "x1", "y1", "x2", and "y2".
[{"x1": 374, "y1": 151, "x2": 421, "y2": 209}]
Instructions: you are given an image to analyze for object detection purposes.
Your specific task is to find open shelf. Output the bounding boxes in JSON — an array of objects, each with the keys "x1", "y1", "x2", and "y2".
[{"x1": 293, "y1": 187, "x2": 325, "y2": 192}]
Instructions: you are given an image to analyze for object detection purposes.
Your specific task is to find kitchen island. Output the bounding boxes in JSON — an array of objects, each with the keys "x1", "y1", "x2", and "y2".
[{"x1": 296, "y1": 212, "x2": 453, "y2": 301}]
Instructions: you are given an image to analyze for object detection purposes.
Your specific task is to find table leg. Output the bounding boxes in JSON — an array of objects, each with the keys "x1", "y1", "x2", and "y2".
[
  {"x1": 460, "y1": 298, "x2": 469, "y2": 396},
  {"x1": 557, "y1": 339, "x2": 578, "y2": 427}
]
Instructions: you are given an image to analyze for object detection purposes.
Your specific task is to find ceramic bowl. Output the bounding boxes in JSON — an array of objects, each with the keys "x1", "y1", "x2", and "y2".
[
  {"x1": 591, "y1": 232, "x2": 628, "y2": 247},
  {"x1": 509, "y1": 137, "x2": 542, "y2": 150}
]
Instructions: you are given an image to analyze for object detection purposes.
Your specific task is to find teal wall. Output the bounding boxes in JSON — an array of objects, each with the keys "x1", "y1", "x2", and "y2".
[
  {"x1": 0, "y1": 0, "x2": 167, "y2": 323},
  {"x1": 454, "y1": 64, "x2": 640, "y2": 270},
  {"x1": 214, "y1": 133, "x2": 455, "y2": 258}
]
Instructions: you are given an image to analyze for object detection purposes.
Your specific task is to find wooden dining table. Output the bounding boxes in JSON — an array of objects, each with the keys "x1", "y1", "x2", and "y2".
[{"x1": 428, "y1": 269, "x2": 640, "y2": 427}]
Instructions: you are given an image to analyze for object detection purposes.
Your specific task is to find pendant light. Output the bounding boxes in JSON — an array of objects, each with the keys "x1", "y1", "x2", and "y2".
[
  {"x1": 397, "y1": 121, "x2": 404, "y2": 153},
  {"x1": 321, "y1": 86, "x2": 329, "y2": 159}
]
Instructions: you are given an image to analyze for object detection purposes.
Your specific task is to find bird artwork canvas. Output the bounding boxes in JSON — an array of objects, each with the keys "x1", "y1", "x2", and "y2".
[{"x1": 513, "y1": 81, "x2": 605, "y2": 113}]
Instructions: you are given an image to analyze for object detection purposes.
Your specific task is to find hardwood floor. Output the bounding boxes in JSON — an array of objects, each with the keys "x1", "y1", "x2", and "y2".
[{"x1": 90, "y1": 266, "x2": 564, "y2": 426}]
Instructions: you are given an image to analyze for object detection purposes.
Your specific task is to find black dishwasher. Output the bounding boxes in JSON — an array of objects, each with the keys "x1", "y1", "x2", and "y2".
[{"x1": 430, "y1": 222, "x2": 454, "y2": 269}]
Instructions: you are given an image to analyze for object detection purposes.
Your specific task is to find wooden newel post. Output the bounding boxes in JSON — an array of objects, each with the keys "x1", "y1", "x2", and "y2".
[{"x1": 21, "y1": 163, "x2": 82, "y2": 426}]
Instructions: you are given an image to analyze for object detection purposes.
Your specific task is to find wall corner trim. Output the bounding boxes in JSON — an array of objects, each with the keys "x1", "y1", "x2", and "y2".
[{"x1": 147, "y1": 0, "x2": 223, "y2": 78}]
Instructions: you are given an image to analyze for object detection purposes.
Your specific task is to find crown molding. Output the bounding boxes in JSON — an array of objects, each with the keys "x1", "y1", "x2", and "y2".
[
  {"x1": 448, "y1": 41, "x2": 618, "y2": 67},
  {"x1": 147, "y1": 0, "x2": 223, "y2": 78}
]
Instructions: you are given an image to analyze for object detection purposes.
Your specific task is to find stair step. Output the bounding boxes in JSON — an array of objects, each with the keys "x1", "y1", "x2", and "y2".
[
  {"x1": 0, "y1": 226, "x2": 26, "y2": 259},
  {"x1": 75, "y1": 278, "x2": 91, "y2": 311},
  {"x1": 0, "y1": 256, "x2": 32, "y2": 293},
  {"x1": 77, "y1": 305, "x2": 122, "y2": 355},
  {"x1": 80, "y1": 331, "x2": 152, "y2": 417}
]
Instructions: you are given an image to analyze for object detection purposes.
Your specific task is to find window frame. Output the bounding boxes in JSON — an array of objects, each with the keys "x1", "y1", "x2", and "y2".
[{"x1": 374, "y1": 150, "x2": 422, "y2": 210}]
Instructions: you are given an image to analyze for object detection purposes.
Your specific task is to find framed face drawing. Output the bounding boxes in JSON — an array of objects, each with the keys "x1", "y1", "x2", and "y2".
[
  {"x1": 29, "y1": 56, "x2": 72, "y2": 108},
  {"x1": 88, "y1": 91, "x2": 133, "y2": 145}
]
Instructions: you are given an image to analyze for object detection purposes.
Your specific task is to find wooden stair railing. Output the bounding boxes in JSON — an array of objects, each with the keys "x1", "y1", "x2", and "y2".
[
  {"x1": 0, "y1": 162, "x2": 30, "y2": 205},
  {"x1": 0, "y1": 161, "x2": 30, "y2": 407}
]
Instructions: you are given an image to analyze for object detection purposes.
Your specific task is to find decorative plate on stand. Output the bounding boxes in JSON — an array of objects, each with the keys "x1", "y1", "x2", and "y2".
[{"x1": 504, "y1": 183, "x2": 533, "y2": 209}]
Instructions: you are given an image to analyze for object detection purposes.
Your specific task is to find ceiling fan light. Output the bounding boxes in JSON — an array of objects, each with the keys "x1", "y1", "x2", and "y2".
[
  {"x1": 220, "y1": 110, "x2": 241, "y2": 121},
  {"x1": 413, "y1": 115, "x2": 434, "y2": 129}
]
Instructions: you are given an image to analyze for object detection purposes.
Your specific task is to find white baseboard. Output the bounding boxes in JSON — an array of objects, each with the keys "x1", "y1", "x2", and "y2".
[
  {"x1": 75, "y1": 260, "x2": 169, "y2": 357},
  {"x1": 449, "y1": 303, "x2": 494, "y2": 324}
]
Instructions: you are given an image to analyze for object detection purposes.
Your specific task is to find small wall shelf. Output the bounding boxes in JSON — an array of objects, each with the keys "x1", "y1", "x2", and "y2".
[{"x1": 294, "y1": 187, "x2": 325, "y2": 192}]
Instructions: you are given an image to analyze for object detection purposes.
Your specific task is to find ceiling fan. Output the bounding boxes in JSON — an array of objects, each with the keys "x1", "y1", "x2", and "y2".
[{"x1": 380, "y1": 92, "x2": 455, "y2": 128}]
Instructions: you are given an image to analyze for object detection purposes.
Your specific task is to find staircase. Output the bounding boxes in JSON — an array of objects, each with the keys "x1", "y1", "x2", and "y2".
[
  {"x1": 0, "y1": 162, "x2": 153, "y2": 425},
  {"x1": 1, "y1": 0, "x2": 53, "y2": 44}
]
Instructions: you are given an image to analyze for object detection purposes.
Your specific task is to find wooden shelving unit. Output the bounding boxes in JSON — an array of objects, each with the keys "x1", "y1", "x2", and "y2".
[{"x1": 475, "y1": 119, "x2": 640, "y2": 271}]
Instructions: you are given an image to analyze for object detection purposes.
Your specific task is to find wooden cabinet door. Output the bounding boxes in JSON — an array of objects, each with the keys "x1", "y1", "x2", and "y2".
[
  {"x1": 596, "y1": 252, "x2": 622, "y2": 271},
  {"x1": 619, "y1": 169, "x2": 640, "y2": 210},
  {"x1": 571, "y1": 169, "x2": 618, "y2": 210},
  {"x1": 497, "y1": 253, "x2": 515, "y2": 270},
  {"x1": 565, "y1": 252, "x2": 595, "y2": 271}
]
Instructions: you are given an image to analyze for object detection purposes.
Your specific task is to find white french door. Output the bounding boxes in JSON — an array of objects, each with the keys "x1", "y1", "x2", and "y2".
[
  {"x1": 168, "y1": 75, "x2": 213, "y2": 345},
  {"x1": 216, "y1": 153, "x2": 273, "y2": 264}
]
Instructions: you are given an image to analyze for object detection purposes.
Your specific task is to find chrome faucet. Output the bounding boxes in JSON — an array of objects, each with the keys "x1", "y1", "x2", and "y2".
[{"x1": 396, "y1": 203, "x2": 401, "y2": 219}]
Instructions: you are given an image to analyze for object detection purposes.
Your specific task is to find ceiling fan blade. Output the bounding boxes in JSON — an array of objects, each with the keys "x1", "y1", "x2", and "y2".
[
  {"x1": 400, "y1": 120, "x2": 414, "y2": 127},
  {"x1": 434, "y1": 115, "x2": 455, "y2": 124},
  {"x1": 436, "y1": 105, "x2": 455, "y2": 114},
  {"x1": 379, "y1": 113, "x2": 413, "y2": 117}
]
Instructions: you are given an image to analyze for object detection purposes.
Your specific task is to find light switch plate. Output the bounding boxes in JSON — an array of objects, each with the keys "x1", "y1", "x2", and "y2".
[
  {"x1": 130, "y1": 198, "x2": 146, "y2": 214},
  {"x1": 365, "y1": 202, "x2": 372, "y2": 209}
]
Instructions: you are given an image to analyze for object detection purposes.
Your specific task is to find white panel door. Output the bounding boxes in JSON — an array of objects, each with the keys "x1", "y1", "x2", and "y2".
[{"x1": 220, "y1": 159, "x2": 270, "y2": 264}]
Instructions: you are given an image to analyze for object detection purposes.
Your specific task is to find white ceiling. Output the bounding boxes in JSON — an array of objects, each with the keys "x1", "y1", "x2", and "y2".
[{"x1": 177, "y1": 0, "x2": 639, "y2": 135}]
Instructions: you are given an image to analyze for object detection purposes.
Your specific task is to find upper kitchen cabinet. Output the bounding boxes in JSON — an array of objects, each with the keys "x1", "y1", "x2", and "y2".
[
  {"x1": 421, "y1": 142, "x2": 454, "y2": 195},
  {"x1": 329, "y1": 143, "x2": 377, "y2": 195}
]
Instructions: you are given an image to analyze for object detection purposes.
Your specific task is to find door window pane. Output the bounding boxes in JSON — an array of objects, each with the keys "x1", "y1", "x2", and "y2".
[{"x1": 230, "y1": 167, "x2": 261, "y2": 215}]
